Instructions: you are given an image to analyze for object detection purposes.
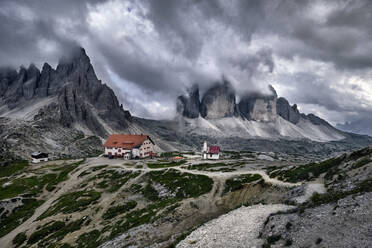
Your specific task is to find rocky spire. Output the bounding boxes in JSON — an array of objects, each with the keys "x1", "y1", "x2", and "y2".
[
  {"x1": 177, "y1": 84, "x2": 200, "y2": 118},
  {"x1": 0, "y1": 46, "x2": 131, "y2": 138},
  {"x1": 238, "y1": 85, "x2": 278, "y2": 121},
  {"x1": 200, "y1": 79, "x2": 238, "y2": 119},
  {"x1": 276, "y1": 97, "x2": 301, "y2": 124}
]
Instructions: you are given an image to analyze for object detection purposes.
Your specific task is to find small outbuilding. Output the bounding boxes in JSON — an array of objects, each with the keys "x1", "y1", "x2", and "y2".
[
  {"x1": 31, "y1": 152, "x2": 49, "y2": 163},
  {"x1": 202, "y1": 141, "x2": 220, "y2": 160}
]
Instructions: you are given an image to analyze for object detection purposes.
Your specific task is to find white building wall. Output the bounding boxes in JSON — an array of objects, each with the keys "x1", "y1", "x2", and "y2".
[
  {"x1": 132, "y1": 148, "x2": 140, "y2": 158},
  {"x1": 209, "y1": 154, "x2": 219, "y2": 160},
  {"x1": 105, "y1": 138, "x2": 155, "y2": 159},
  {"x1": 105, "y1": 147, "x2": 131, "y2": 157},
  {"x1": 139, "y1": 139, "x2": 155, "y2": 158},
  {"x1": 32, "y1": 158, "x2": 48, "y2": 163},
  {"x1": 203, "y1": 152, "x2": 219, "y2": 160}
]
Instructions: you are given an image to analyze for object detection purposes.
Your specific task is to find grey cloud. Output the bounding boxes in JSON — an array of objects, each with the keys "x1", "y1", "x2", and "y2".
[
  {"x1": 278, "y1": 72, "x2": 371, "y2": 115},
  {"x1": 0, "y1": 0, "x2": 372, "y2": 123}
]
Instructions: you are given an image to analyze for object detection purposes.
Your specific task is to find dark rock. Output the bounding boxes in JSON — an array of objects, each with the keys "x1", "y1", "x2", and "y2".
[
  {"x1": 22, "y1": 64, "x2": 40, "y2": 99},
  {"x1": 238, "y1": 85, "x2": 277, "y2": 121},
  {"x1": 200, "y1": 80, "x2": 238, "y2": 119},
  {"x1": 0, "y1": 46, "x2": 131, "y2": 138},
  {"x1": 305, "y1": 113, "x2": 332, "y2": 127},
  {"x1": 177, "y1": 84, "x2": 200, "y2": 118},
  {"x1": 276, "y1": 97, "x2": 301, "y2": 124},
  {"x1": 35, "y1": 63, "x2": 56, "y2": 97},
  {"x1": 0, "y1": 67, "x2": 17, "y2": 97}
]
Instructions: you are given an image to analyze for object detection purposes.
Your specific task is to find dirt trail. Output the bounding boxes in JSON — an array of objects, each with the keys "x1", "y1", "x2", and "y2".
[
  {"x1": 0, "y1": 157, "x2": 315, "y2": 247},
  {"x1": 0, "y1": 160, "x2": 96, "y2": 247},
  {"x1": 111, "y1": 165, "x2": 302, "y2": 188}
]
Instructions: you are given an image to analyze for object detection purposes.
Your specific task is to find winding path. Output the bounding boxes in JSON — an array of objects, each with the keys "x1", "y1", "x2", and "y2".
[{"x1": 0, "y1": 157, "x2": 315, "y2": 247}]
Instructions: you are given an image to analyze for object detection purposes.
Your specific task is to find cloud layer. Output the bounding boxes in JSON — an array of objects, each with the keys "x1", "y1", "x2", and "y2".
[{"x1": 1, "y1": 0, "x2": 372, "y2": 123}]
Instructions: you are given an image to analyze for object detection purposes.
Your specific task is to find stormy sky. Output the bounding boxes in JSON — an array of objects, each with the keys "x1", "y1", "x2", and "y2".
[{"x1": 1, "y1": 0, "x2": 372, "y2": 125}]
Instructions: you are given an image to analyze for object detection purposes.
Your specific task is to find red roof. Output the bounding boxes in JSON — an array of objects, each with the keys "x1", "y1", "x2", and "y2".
[
  {"x1": 104, "y1": 134, "x2": 153, "y2": 149},
  {"x1": 209, "y1": 146, "x2": 220, "y2": 154}
]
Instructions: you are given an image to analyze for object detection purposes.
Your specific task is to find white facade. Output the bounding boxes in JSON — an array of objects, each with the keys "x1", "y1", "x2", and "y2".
[
  {"x1": 124, "y1": 153, "x2": 131, "y2": 160},
  {"x1": 203, "y1": 141, "x2": 208, "y2": 153},
  {"x1": 32, "y1": 157, "x2": 48, "y2": 163},
  {"x1": 132, "y1": 148, "x2": 140, "y2": 158},
  {"x1": 203, "y1": 153, "x2": 219, "y2": 160},
  {"x1": 104, "y1": 147, "x2": 131, "y2": 157},
  {"x1": 104, "y1": 137, "x2": 154, "y2": 159},
  {"x1": 138, "y1": 139, "x2": 155, "y2": 158}
]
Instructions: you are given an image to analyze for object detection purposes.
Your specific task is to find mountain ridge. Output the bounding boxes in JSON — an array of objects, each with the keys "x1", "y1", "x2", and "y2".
[
  {"x1": 1, "y1": 47, "x2": 371, "y2": 159},
  {"x1": 0, "y1": 47, "x2": 131, "y2": 138},
  {"x1": 176, "y1": 81, "x2": 344, "y2": 142}
]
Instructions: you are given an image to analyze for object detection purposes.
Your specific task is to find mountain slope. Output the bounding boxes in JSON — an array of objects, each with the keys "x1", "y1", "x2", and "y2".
[
  {"x1": 0, "y1": 47, "x2": 131, "y2": 138},
  {"x1": 337, "y1": 117, "x2": 372, "y2": 136},
  {"x1": 176, "y1": 83, "x2": 346, "y2": 142},
  {"x1": 0, "y1": 47, "x2": 371, "y2": 159}
]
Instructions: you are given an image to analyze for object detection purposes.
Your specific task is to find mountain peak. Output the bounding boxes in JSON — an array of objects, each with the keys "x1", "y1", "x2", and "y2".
[
  {"x1": 200, "y1": 80, "x2": 238, "y2": 119},
  {"x1": 57, "y1": 46, "x2": 90, "y2": 66}
]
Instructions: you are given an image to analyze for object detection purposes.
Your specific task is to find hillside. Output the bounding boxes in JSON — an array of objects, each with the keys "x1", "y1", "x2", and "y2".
[{"x1": 0, "y1": 147, "x2": 370, "y2": 247}]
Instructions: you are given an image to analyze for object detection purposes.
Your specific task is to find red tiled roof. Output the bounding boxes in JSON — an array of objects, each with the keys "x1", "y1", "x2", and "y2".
[
  {"x1": 104, "y1": 134, "x2": 153, "y2": 149},
  {"x1": 209, "y1": 146, "x2": 220, "y2": 154}
]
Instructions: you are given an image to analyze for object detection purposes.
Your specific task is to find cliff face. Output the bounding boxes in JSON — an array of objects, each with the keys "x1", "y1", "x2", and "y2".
[
  {"x1": 200, "y1": 80, "x2": 238, "y2": 119},
  {"x1": 177, "y1": 80, "x2": 240, "y2": 119},
  {"x1": 0, "y1": 47, "x2": 131, "y2": 138},
  {"x1": 177, "y1": 82, "x2": 338, "y2": 132},
  {"x1": 238, "y1": 85, "x2": 277, "y2": 122},
  {"x1": 176, "y1": 84, "x2": 200, "y2": 118},
  {"x1": 276, "y1": 97, "x2": 301, "y2": 124}
]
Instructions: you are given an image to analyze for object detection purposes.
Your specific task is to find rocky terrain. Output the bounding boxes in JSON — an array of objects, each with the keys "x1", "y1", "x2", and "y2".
[
  {"x1": 0, "y1": 47, "x2": 371, "y2": 248},
  {"x1": 176, "y1": 80, "x2": 355, "y2": 143},
  {"x1": 0, "y1": 151, "x2": 303, "y2": 248},
  {"x1": 0, "y1": 147, "x2": 370, "y2": 248},
  {"x1": 259, "y1": 147, "x2": 372, "y2": 247},
  {"x1": 1, "y1": 47, "x2": 372, "y2": 159}
]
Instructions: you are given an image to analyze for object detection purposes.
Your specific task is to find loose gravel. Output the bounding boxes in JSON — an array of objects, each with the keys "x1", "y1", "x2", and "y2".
[{"x1": 177, "y1": 204, "x2": 295, "y2": 248}]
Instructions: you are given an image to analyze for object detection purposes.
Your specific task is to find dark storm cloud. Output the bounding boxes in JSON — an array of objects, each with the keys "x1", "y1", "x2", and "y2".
[
  {"x1": 0, "y1": 0, "x2": 372, "y2": 122},
  {"x1": 279, "y1": 72, "x2": 367, "y2": 113}
]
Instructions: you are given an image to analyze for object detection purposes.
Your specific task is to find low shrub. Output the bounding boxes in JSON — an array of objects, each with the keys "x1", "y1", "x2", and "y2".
[
  {"x1": 12, "y1": 232, "x2": 27, "y2": 247},
  {"x1": 0, "y1": 198, "x2": 44, "y2": 237},
  {"x1": 147, "y1": 160, "x2": 186, "y2": 169},
  {"x1": 224, "y1": 174, "x2": 262, "y2": 193},
  {"x1": 38, "y1": 191, "x2": 101, "y2": 219},
  {"x1": 102, "y1": 201, "x2": 137, "y2": 220},
  {"x1": 142, "y1": 184, "x2": 159, "y2": 201},
  {"x1": 146, "y1": 169, "x2": 213, "y2": 199},
  {"x1": 28, "y1": 221, "x2": 65, "y2": 244}
]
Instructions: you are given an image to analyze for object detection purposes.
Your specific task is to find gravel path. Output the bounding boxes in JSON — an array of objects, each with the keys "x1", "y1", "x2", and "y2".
[
  {"x1": 177, "y1": 204, "x2": 295, "y2": 248},
  {"x1": 0, "y1": 159, "x2": 100, "y2": 247},
  {"x1": 86, "y1": 156, "x2": 301, "y2": 188},
  {"x1": 294, "y1": 182, "x2": 326, "y2": 204}
]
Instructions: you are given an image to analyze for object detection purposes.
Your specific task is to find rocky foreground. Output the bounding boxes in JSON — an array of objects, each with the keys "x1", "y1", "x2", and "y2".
[{"x1": 177, "y1": 204, "x2": 294, "y2": 248}]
